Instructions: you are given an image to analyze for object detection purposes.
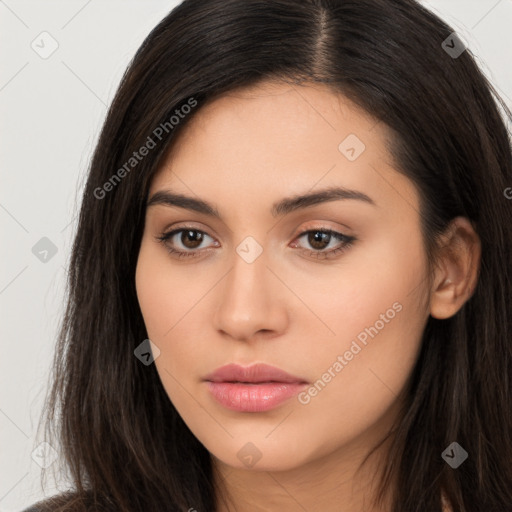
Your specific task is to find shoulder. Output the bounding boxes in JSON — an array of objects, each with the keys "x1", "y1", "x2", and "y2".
[
  {"x1": 22, "y1": 506, "x2": 43, "y2": 512},
  {"x1": 22, "y1": 492, "x2": 79, "y2": 512},
  {"x1": 22, "y1": 491, "x2": 113, "y2": 512}
]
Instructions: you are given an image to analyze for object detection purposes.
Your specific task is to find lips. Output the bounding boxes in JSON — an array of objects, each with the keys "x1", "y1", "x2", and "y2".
[
  {"x1": 204, "y1": 363, "x2": 308, "y2": 384},
  {"x1": 204, "y1": 363, "x2": 309, "y2": 412}
]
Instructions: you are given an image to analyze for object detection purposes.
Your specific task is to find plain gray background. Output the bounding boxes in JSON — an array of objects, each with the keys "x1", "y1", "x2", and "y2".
[{"x1": 1, "y1": 1, "x2": 511, "y2": 510}]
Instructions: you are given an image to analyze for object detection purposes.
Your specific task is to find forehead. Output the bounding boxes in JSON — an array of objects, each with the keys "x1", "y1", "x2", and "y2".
[{"x1": 149, "y1": 81, "x2": 419, "y2": 217}]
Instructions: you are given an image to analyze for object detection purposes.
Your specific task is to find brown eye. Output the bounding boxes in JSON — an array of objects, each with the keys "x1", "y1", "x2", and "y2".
[
  {"x1": 292, "y1": 229, "x2": 356, "y2": 260},
  {"x1": 307, "y1": 231, "x2": 332, "y2": 250},
  {"x1": 179, "y1": 230, "x2": 205, "y2": 249},
  {"x1": 155, "y1": 226, "x2": 355, "y2": 261},
  {"x1": 155, "y1": 227, "x2": 217, "y2": 259}
]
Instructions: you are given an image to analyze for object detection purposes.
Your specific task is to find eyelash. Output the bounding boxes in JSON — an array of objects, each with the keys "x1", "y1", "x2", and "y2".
[{"x1": 154, "y1": 226, "x2": 356, "y2": 260}]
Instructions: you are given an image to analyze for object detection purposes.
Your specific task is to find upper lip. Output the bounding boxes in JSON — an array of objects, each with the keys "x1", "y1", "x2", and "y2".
[{"x1": 204, "y1": 363, "x2": 308, "y2": 384}]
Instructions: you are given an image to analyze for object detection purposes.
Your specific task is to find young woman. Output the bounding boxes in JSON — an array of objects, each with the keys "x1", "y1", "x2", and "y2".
[{"x1": 25, "y1": 0, "x2": 512, "y2": 510}]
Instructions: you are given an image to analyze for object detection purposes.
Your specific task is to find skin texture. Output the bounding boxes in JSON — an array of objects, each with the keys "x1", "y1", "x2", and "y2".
[{"x1": 135, "y1": 81, "x2": 480, "y2": 512}]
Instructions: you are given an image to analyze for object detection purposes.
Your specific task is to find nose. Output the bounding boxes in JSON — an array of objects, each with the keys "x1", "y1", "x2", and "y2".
[{"x1": 212, "y1": 246, "x2": 289, "y2": 342}]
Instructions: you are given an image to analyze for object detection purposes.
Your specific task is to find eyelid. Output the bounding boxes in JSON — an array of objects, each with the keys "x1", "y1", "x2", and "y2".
[
  {"x1": 161, "y1": 219, "x2": 354, "y2": 240},
  {"x1": 291, "y1": 220, "x2": 354, "y2": 238},
  {"x1": 157, "y1": 220, "x2": 353, "y2": 244},
  {"x1": 160, "y1": 220, "x2": 211, "y2": 233},
  {"x1": 156, "y1": 226, "x2": 218, "y2": 250},
  {"x1": 155, "y1": 222, "x2": 356, "y2": 261}
]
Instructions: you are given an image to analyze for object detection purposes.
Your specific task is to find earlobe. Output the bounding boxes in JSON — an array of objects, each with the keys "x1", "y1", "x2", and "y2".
[{"x1": 429, "y1": 217, "x2": 481, "y2": 320}]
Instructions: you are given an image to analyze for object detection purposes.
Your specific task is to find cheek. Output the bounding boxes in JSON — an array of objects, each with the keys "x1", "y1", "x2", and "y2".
[
  {"x1": 135, "y1": 244, "x2": 209, "y2": 420},
  {"x1": 291, "y1": 297, "x2": 424, "y2": 467},
  {"x1": 135, "y1": 241, "x2": 205, "y2": 340},
  {"x1": 135, "y1": 241, "x2": 220, "y2": 381},
  {"x1": 287, "y1": 221, "x2": 427, "y2": 350},
  {"x1": 135, "y1": 254, "x2": 172, "y2": 342},
  {"x1": 291, "y1": 227, "x2": 428, "y2": 437}
]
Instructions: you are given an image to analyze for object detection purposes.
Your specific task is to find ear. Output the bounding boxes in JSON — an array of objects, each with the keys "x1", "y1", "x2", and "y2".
[{"x1": 429, "y1": 216, "x2": 481, "y2": 320}]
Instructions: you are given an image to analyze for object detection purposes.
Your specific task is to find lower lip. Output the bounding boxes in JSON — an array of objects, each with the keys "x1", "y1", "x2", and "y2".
[{"x1": 206, "y1": 381, "x2": 308, "y2": 412}]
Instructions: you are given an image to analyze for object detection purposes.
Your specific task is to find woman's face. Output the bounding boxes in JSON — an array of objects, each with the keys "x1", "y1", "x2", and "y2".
[{"x1": 135, "y1": 81, "x2": 432, "y2": 472}]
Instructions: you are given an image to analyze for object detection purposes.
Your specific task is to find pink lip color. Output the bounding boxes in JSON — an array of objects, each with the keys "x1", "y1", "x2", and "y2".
[
  {"x1": 206, "y1": 381, "x2": 308, "y2": 412},
  {"x1": 204, "y1": 363, "x2": 308, "y2": 412}
]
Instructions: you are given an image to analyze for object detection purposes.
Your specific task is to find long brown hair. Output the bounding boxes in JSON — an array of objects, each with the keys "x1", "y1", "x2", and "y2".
[{"x1": 35, "y1": 0, "x2": 512, "y2": 510}]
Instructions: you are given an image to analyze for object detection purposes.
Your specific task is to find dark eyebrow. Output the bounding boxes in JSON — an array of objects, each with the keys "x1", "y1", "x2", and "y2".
[{"x1": 146, "y1": 186, "x2": 376, "y2": 218}]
